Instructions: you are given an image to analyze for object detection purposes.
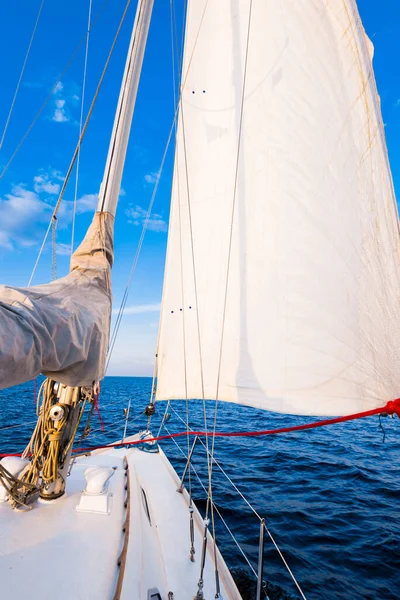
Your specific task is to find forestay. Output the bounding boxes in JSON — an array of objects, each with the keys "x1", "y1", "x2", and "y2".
[{"x1": 155, "y1": 0, "x2": 400, "y2": 416}]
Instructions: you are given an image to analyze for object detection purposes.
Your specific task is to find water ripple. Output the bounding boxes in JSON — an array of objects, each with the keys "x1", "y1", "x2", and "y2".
[{"x1": 1, "y1": 376, "x2": 399, "y2": 599}]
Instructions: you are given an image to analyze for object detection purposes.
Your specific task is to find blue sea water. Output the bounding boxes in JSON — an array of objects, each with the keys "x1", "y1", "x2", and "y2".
[{"x1": 1, "y1": 376, "x2": 399, "y2": 599}]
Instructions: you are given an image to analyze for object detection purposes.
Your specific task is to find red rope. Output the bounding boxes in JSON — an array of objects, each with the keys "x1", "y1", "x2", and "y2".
[
  {"x1": 1, "y1": 398, "x2": 399, "y2": 458},
  {"x1": 93, "y1": 382, "x2": 105, "y2": 433}
]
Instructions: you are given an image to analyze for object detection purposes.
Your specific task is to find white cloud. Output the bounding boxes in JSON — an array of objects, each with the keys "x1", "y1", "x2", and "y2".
[
  {"x1": 125, "y1": 204, "x2": 167, "y2": 233},
  {"x1": 57, "y1": 193, "x2": 98, "y2": 221},
  {"x1": 146, "y1": 218, "x2": 168, "y2": 232},
  {"x1": 33, "y1": 172, "x2": 61, "y2": 195},
  {"x1": 53, "y1": 108, "x2": 69, "y2": 123},
  {"x1": 56, "y1": 242, "x2": 72, "y2": 256},
  {"x1": 125, "y1": 205, "x2": 147, "y2": 221},
  {"x1": 76, "y1": 193, "x2": 98, "y2": 214},
  {"x1": 112, "y1": 302, "x2": 161, "y2": 316},
  {"x1": 51, "y1": 81, "x2": 70, "y2": 123},
  {"x1": 0, "y1": 231, "x2": 12, "y2": 250},
  {"x1": 0, "y1": 172, "x2": 98, "y2": 251},
  {"x1": 0, "y1": 185, "x2": 53, "y2": 249},
  {"x1": 144, "y1": 172, "x2": 159, "y2": 184}
]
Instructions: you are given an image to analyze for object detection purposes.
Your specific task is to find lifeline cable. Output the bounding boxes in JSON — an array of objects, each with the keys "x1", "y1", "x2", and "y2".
[{"x1": 3, "y1": 398, "x2": 399, "y2": 458}]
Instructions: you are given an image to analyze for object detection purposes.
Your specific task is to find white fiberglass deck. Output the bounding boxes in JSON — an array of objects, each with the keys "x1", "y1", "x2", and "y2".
[{"x1": 0, "y1": 434, "x2": 241, "y2": 600}]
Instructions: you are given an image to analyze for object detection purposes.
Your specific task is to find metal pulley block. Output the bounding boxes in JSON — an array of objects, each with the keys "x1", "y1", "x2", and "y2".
[
  {"x1": 49, "y1": 404, "x2": 68, "y2": 422},
  {"x1": 144, "y1": 403, "x2": 156, "y2": 417}
]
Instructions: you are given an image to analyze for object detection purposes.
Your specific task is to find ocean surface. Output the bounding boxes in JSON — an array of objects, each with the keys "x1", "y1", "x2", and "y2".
[{"x1": 1, "y1": 376, "x2": 399, "y2": 599}]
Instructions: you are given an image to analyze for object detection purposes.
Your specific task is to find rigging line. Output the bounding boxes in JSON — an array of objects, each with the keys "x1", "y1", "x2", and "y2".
[
  {"x1": 157, "y1": 400, "x2": 171, "y2": 437},
  {"x1": 148, "y1": 0, "x2": 186, "y2": 408},
  {"x1": 181, "y1": 71, "x2": 219, "y2": 600},
  {"x1": 85, "y1": 416, "x2": 127, "y2": 436},
  {"x1": 170, "y1": 0, "x2": 194, "y2": 562},
  {"x1": 208, "y1": 0, "x2": 254, "y2": 555},
  {"x1": 66, "y1": 396, "x2": 400, "y2": 451},
  {"x1": 189, "y1": 2, "x2": 253, "y2": 586},
  {"x1": 89, "y1": 408, "x2": 144, "y2": 430},
  {"x1": 177, "y1": 0, "x2": 187, "y2": 80},
  {"x1": 164, "y1": 424, "x2": 258, "y2": 579},
  {"x1": 105, "y1": 53, "x2": 184, "y2": 370},
  {"x1": 142, "y1": 1, "x2": 187, "y2": 407},
  {"x1": 138, "y1": 1, "x2": 171, "y2": 408},
  {"x1": 169, "y1": 0, "x2": 189, "y2": 472},
  {"x1": 0, "y1": 0, "x2": 112, "y2": 181},
  {"x1": 105, "y1": 112, "x2": 177, "y2": 372},
  {"x1": 169, "y1": 405, "x2": 262, "y2": 521},
  {"x1": 71, "y1": 0, "x2": 93, "y2": 255},
  {"x1": 0, "y1": 420, "x2": 37, "y2": 432},
  {"x1": 104, "y1": 0, "x2": 214, "y2": 370},
  {"x1": 75, "y1": 407, "x2": 146, "y2": 450},
  {"x1": 169, "y1": 0, "x2": 188, "y2": 420},
  {"x1": 0, "y1": 0, "x2": 45, "y2": 152},
  {"x1": 169, "y1": 417, "x2": 307, "y2": 597},
  {"x1": 28, "y1": 0, "x2": 133, "y2": 287},
  {"x1": 97, "y1": 0, "x2": 148, "y2": 212},
  {"x1": 264, "y1": 526, "x2": 307, "y2": 600},
  {"x1": 170, "y1": 0, "x2": 182, "y2": 94},
  {"x1": 179, "y1": 21, "x2": 210, "y2": 492},
  {"x1": 171, "y1": 0, "x2": 218, "y2": 592},
  {"x1": 107, "y1": 0, "x2": 208, "y2": 373},
  {"x1": 4, "y1": 396, "x2": 399, "y2": 460},
  {"x1": 51, "y1": 215, "x2": 58, "y2": 280},
  {"x1": 147, "y1": 0, "x2": 186, "y2": 411}
]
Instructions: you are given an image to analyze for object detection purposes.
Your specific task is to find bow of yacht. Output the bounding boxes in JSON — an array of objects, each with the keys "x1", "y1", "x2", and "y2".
[{"x1": 0, "y1": 432, "x2": 241, "y2": 600}]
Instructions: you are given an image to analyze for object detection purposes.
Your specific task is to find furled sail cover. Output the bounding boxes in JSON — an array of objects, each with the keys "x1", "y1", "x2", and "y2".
[
  {"x1": 0, "y1": 212, "x2": 113, "y2": 389},
  {"x1": 155, "y1": 0, "x2": 400, "y2": 416}
]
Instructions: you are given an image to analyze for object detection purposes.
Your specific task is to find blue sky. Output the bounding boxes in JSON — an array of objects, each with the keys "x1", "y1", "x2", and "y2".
[{"x1": 0, "y1": 1, "x2": 399, "y2": 377}]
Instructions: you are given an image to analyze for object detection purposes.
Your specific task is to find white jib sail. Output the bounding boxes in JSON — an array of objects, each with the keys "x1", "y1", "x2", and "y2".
[{"x1": 155, "y1": 0, "x2": 400, "y2": 416}]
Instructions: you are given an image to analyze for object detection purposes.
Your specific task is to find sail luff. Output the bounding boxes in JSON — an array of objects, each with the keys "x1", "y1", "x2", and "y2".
[
  {"x1": 97, "y1": 0, "x2": 154, "y2": 216},
  {"x1": 156, "y1": 0, "x2": 400, "y2": 416}
]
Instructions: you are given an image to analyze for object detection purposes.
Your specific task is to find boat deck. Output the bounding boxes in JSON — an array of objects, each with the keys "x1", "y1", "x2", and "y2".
[{"x1": 0, "y1": 435, "x2": 241, "y2": 599}]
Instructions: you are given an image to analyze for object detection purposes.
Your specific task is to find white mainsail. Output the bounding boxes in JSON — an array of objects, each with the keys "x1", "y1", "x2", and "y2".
[
  {"x1": 156, "y1": 0, "x2": 400, "y2": 416},
  {"x1": 0, "y1": 0, "x2": 154, "y2": 390}
]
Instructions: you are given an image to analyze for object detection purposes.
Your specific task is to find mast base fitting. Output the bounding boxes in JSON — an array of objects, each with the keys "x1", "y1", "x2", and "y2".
[
  {"x1": 144, "y1": 403, "x2": 156, "y2": 417},
  {"x1": 39, "y1": 488, "x2": 65, "y2": 501}
]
